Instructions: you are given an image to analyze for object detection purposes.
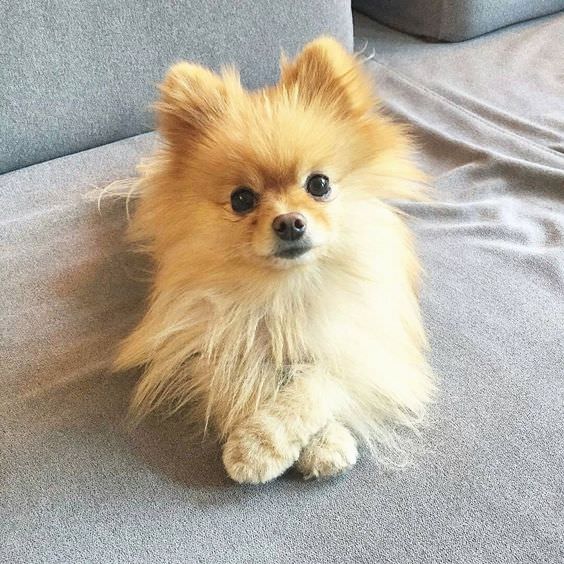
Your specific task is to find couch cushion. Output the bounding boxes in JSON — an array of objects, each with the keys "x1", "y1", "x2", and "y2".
[
  {"x1": 0, "y1": 133, "x2": 154, "y2": 406},
  {"x1": 0, "y1": 0, "x2": 352, "y2": 174},
  {"x1": 354, "y1": 0, "x2": 564, "y2": 41},
  {"x1": 2, "y1": 13, "x2": 564, "y2": 564}
]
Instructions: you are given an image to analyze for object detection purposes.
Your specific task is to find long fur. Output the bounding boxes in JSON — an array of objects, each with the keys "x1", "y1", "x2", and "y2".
[{"x1": 114, "y1": 37, "x2": 434, "y2": 477}]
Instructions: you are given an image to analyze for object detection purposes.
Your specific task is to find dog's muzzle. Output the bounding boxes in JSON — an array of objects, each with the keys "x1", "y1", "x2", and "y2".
[{"x1": 274, "y1": 239, "x2": 313, "y2": 259}]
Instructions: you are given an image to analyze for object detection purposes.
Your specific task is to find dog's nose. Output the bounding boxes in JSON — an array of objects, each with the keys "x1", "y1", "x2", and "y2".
[{"x1": 272, "y1": 213, "x2": 307, "y2": 241}]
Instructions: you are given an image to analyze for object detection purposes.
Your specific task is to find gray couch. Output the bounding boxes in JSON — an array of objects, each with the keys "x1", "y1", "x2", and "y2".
[
  {"x1": 2, "y1": 2, "x2": 563, "y2": 563},
  {"x1": 354, "y1": 0, "x2": 564, "y2": 41}
]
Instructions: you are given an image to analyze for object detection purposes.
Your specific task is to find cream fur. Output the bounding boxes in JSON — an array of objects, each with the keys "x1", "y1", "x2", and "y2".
[{"x1": 114, "y1": 37, "x2": 435, "y2": 483}]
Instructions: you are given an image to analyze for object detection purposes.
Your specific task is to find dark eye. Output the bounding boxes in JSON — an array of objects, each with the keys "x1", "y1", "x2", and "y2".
[
  {"x1": 230, "y1": 187, "x2": 258, "y2": 214},
  {"x1": 306, "y1": 174, "x2": 331, "y2": 199}
]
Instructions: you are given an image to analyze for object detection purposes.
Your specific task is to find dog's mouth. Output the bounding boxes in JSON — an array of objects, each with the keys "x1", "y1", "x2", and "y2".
[{"x1": 273, "y1": 240, "x2": 313, "y2": 260}]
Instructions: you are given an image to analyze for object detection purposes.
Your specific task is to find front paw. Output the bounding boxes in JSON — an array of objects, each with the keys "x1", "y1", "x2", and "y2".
[
  {"x1": 222, "y1": 422, "x2": 301, "y2": 484},
  {"x1": 295, "y1": 421, "x2": 358, "y2": 479}
]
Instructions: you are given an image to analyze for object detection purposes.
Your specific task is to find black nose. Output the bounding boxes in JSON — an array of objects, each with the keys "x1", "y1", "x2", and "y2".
[{"x1": 272, "y1": 213, "x2": 307, "y2": 241}]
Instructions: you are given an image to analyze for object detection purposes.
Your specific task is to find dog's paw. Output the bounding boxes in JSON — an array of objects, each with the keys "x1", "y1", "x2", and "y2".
[
  {"x1": 295, "y1": 421, "x2": 358, "y2": 480},
  {"x1": 222, "y1": 422, "x2": 301, "y2": 484}
]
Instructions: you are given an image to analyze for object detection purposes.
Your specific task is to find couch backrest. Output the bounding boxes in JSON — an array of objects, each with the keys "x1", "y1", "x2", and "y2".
[
  {"x1": 353, "y1": 0, "x2": 564, "y2": 42},
  {"x1": 0, "y1": 0, "x2": 352, "y2": 174}
]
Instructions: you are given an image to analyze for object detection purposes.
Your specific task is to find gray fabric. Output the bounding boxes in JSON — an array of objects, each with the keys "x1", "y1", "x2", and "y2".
[
  {"x1": 2, "y1": 11, "x2": 564, "y2": 564},
  {"x1": 354, "y1": 0, "x2": 564, "y2": 41},
  {"x1": 0, "y1": 0, "x2": 353, "y2": 175}
]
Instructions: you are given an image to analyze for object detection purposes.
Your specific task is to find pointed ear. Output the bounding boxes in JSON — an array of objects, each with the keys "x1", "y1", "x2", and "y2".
[
  {"x1": 279, "y1": 37, "x2": 376, "y2": 117},
  {"x1": 155, "y1": 62, "x2": 236, "y2": 145}
]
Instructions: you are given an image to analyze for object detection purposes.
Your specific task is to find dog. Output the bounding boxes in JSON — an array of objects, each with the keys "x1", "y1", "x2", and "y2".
[{"x1": 115, "y1": 37, "x2": 434, "y2": 483}]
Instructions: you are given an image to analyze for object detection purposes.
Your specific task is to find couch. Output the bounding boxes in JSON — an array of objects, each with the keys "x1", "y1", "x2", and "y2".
[{"x1": 2, "y1": 1, "x2": 563, "y2": 562}]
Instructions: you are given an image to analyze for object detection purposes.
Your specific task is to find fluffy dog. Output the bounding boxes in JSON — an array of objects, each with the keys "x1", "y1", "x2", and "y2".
[{"x1": 115, "y1": 37, "x2": 434, "y2": 483}]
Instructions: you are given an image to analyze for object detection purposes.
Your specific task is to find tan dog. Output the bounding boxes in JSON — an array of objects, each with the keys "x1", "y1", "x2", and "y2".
[{"x1": 115, "y1": 37, "x2": 434, "y2": 483}]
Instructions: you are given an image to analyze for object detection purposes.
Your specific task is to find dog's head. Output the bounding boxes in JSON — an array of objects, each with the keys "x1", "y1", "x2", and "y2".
[{"x1": 141, "y1": 38, "x2": 422, "y2": 274}]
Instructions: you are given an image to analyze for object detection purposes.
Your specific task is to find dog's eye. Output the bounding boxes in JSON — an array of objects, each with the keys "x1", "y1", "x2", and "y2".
[
  {"x1": 231, "y1": 187, "x2": 258, "y2": 214},
  {"x1": 306, "y1": 174, "x2": 331, "y2": 199}
]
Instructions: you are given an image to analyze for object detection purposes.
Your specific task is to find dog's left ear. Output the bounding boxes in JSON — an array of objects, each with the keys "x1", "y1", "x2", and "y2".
[{"x1": 279, "y1": 37, "x2": 375, "y2": 118}]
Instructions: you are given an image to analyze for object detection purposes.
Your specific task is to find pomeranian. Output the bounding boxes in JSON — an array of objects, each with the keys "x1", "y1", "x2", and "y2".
[{"x1": 115, "y1": 37, "x2": 434, "y2": 483}]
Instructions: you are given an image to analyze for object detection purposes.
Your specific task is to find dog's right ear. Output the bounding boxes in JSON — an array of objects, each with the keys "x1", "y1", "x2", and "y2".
[
  {"x1": 279, "y1": 37, "x2": 375, "y2": 119},
  {"x1": 155, "y1": 62, "x2": 239, "y2": 145}
]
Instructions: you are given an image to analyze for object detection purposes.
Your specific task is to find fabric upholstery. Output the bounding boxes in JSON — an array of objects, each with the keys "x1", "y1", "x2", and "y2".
[
  {"x1": 354, "y1": 0, "x2": 564, "y2": 41},
  {"x1": 0, "y1": 0, "x2": 353, "y2": 174},
  {"x1": 2, "y1": 11, "x2": 564, "y2": 564}
]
